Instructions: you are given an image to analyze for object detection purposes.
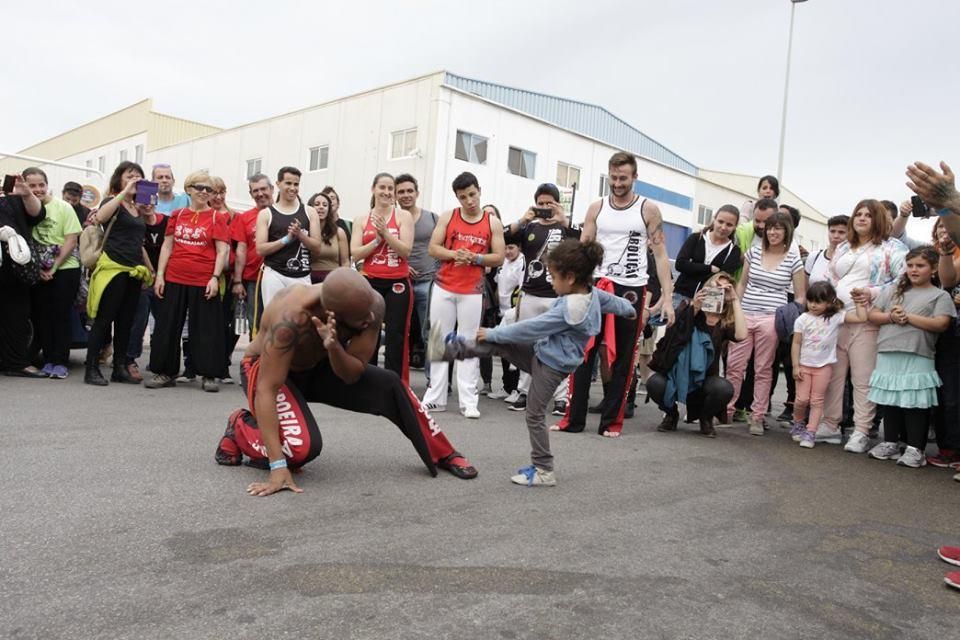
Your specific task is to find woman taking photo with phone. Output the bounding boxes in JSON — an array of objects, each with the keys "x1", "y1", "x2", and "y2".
[
  {"x1": 673, "y1": 204, "x2": 741, "y2": 307},
  {"x1": 725, "y1": 212, "x2": 806, "y2": 434},
  {"x1": 351, "y1": 173, "x2": 415, "y2": 383},
  {"x1": 145, "y1": 170, "x2": 231, "y2": 392},
  {"x1": 84, "y1": 161, "x2": 156, "y2": 386}
]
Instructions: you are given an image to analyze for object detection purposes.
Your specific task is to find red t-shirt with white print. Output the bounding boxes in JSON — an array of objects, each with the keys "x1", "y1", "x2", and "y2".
[{"x1": 164, "y1": 208, "x2": 231, "y2": 287}]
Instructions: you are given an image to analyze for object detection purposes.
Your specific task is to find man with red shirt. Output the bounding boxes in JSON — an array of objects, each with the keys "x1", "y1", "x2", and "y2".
[
  {"x1": 231, "y1": 173, "x2": 274, "y2": 335},
  {"x1": 420, "y1": 172, "x2": 505, "y2": 418}
]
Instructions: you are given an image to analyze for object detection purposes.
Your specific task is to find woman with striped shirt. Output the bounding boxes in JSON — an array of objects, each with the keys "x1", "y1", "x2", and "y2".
[{"x1": 726, "y1": 212, "x2": 806, "y2": 434}]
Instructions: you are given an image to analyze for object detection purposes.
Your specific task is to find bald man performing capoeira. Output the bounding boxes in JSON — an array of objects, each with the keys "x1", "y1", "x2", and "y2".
[{"x1": 216, "y1": 267, "x2": 478, "y2": 496}]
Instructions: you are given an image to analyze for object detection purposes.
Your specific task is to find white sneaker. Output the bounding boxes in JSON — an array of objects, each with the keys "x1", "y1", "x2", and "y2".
[
  {"x1": 487, "y1": 388, "x2": 509, "y2": 400},
  {"x1": 868, "y1": 441, "x2": 901, "y2": 461},
  {"x1": 510, "y1": 465, "x2": 557, "y2": 487},
  {"x1": 844, "y1": 430, "x2": 871, "y2": 454},
  {"x1": 896, "y1": 445, "x2": 927, "y2": 468},
  {"x1": 503, "y1": 390, "x2": 520, "y2": 404},
  {"x1": 814, "y1": 423, "x2": 843, "y2": 444},
  {"x1": 461, "y1": 407, "x2": 480, "y2": 419},
  {"x1": 748, "y1": 417, "x2": 765, "y2": 436},
  {"x1": 423, "y1": 402, "x2": 446, "y2": 413}
]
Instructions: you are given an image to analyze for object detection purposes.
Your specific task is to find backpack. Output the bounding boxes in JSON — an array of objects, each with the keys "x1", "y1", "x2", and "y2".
[{"x1": 79, "y1": 213, "x2": 118, "y2": 269}]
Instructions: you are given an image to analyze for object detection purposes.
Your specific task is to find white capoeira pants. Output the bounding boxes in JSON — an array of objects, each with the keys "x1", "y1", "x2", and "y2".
[
  {"x1": 422, "y1": 285, "x2": 483, "y2": 412},
  {"x1": 260, "y1": 266, "x2": 312, "y2": 310}
]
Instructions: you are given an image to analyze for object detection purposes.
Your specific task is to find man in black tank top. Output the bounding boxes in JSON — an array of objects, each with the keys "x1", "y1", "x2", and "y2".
[{"x1": 255, "y1": 166, "x2": 323, "y2": 308}]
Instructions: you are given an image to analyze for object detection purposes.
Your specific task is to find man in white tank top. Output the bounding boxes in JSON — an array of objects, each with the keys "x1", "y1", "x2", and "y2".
[{"x1": 554, "y1": 152, "x2": 675, "y2": 438}]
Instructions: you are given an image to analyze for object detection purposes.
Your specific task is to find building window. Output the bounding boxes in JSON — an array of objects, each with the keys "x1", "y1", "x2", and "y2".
[
  {"x1": 119, "y1": 149, "x2": 128, "y2": 163},
  {"x1": 246, "y1": 158, "x2": 262, "y2": 179},
  {"x1": 507, "y1": 146, "x2": 536, "y2": 179},
  {"x1": 556, "y1": 162, "x2": 580, "y2": 189},
  {"x1": 390, "y1": 128, "x2": 417, "y2": 159},
  {"x1": 97, "y1": 156, "x2": 106, "y2": 173},
  {"x1": 598, "y1": 174, "x2": 610, "y2": 197},
  {"x1": 135, "y1": 144, "x2": 144, "y2": 164},
  {"x1": 454, "y1": 130, "x2": 488, "y2": 165},
  {"x1": 697, "y1": 205, "x2": 713, "y2": 226},
  {"x1": 309, "y1": 146, "x2": 329, "y2": 171}
]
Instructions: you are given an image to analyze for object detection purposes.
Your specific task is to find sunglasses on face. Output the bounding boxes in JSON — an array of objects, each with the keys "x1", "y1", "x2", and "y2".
[{"x1": 190, "y1": 184, "x2": 214, "y2": 193}]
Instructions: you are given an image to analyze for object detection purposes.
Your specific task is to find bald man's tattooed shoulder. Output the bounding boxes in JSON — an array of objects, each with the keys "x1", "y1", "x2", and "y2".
[{"x1": 265, "y1": 308, "x2": 315, "y2": 354}]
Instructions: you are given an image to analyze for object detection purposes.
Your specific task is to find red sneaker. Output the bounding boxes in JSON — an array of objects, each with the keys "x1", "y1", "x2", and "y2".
[
  {"x1": 938, "y1": 546, "x2": 960, "y2": 567},
  {"x1": 437, "y1": 452, "x2": 478, "y2": 480},
  {"x1": 927, "y1": 450, "x2": 960, "y2": 468},
  {"x1": 215, "y1": 409, "x2": 244, "y2": 466},
  {"x1": 946, "y1": 571, "x2": 960, "y2": 591}
]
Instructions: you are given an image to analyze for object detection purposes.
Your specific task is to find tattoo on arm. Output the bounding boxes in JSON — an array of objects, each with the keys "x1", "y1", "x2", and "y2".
[
  {"x1": 265, "y1": 310, "x2": 313, "y2": 354},
  {"x1": 649, "y1": 221, "x2": 664, "y2": 245}
]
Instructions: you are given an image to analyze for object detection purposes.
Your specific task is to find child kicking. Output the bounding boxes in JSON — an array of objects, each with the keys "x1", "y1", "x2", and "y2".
[{"x1": 429, "y1": 239, "x2": 636, "y2": 486}]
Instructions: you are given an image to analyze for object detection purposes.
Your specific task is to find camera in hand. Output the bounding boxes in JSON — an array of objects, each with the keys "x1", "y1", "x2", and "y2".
[
  {"x1": 135, "y1": 180, "x2": 159, "y2": 206},
  {"x1": 533, "y1": 207, "x2": 552, "y2": 219},
  {"x1": 911, "y1": 195, "x2": 930, "y2": 218},
  {"x1": 2, "y1": 175, "x2": 16, "y2": 194}
]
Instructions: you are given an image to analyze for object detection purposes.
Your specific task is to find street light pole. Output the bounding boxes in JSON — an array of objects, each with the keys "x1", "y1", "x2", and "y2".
[{"x1": 777, "y1": 0, "x2": 807, "y2": 183}]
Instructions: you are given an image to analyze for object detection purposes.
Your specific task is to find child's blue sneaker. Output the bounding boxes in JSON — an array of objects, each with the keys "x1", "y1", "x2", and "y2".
[{"x1": 510, "y1": 465, "x2": 556, "y2": 487}]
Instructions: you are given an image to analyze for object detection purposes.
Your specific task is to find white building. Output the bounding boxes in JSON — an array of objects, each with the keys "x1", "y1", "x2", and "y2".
[{"x1": 1, "y1": 70, "x2": 828, "y2": 255}]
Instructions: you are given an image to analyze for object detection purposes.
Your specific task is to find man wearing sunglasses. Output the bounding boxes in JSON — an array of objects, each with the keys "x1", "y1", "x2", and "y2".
[{"x1": 216, "y1": 267, "x2": 478, "y2": 497}]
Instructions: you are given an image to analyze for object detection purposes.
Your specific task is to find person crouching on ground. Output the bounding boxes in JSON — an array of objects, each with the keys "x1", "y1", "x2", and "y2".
[
  {"x1": 431, "y1": 239, "x2": 636, "y2": 487},
  {"x1": 647, "y1": 272, "x2": 747, "y2": 437}
]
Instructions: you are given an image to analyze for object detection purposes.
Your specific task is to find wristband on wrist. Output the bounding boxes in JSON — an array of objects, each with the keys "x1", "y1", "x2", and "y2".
[
  {"x1": 269, "y1": 458, "x2": 288, "y2": 471},
  {"x1": 474, "y1": 254, "x2": 483, "y2": 266},
  {"x1": 937, "y1": 207, "x2": 954, "y2": 217},
  {"x1": 281, "y1": 235, "x2": 291, "y2": 245}
]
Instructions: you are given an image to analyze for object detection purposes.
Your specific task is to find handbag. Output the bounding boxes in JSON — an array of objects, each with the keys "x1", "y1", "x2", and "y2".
[
  {"x1": 8, "y1": 236, "x2": 42, "y2": 285},
  {"x1": 79, "y1": 213, "x2": 118, "y2": 269}
]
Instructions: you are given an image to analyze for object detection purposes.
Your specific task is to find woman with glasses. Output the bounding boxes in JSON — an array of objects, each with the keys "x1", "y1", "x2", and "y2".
[
  {"x1": 145, "y1": 171, "x2": 231, "y2": 392},
  {"x1": 84, "y1": 161, "x2": 157, "y2": 386},
  {"x1": 307, "y1": 191, "x2": 348, "y2": 283}
]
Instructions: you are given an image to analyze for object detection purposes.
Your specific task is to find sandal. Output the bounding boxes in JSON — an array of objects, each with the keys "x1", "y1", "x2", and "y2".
[
  {"x1": 601, "y1": 430, "x2": 622, "y2": 438},
  {"x1": 437, "y1": 452, "x2": 478, "y2": 480}
]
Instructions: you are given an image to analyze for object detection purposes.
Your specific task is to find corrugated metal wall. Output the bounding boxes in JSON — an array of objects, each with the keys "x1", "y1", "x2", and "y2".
[
  {"x1": 148, "y1": 114, "x2": 222, "y2": 151},
  {"x1": 443, "y1": 72, "x2": 698, "y2": 176}
]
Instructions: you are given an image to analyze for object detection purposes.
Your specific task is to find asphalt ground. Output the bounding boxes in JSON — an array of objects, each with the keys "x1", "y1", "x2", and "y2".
[{"x1": 2, "y1": 350, "x2": 959, "y2": 639}]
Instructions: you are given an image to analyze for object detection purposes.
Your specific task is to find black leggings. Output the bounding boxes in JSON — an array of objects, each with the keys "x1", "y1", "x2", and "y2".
[
  {"x1": 880, "y1": 405, "x2": 930, "y2": 451},
  {"x1": 647, "y1": 373, "x2": 735, "y2": 421},
  {"x1": 0, "y1": 277, "x2": 33, "y2": 371},
  {"x1": 32, "y1": 268, "x2": 81, "y2": 366},
  {"x1": 366, "y1": 276, "x2": 412, "y2": 385},
  {"x1": 85, "y1": 273, "x2": 141, "y2": 369},
  {"x1": 566, "y1": 282, "x2": 645, "y2": 434},
  {"x1": 148, "y1": 281, "x2": 226, "y2": 378}
]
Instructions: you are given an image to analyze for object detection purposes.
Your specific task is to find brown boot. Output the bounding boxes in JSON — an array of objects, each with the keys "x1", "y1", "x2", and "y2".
[{"x1": 699, "y1": 417, "x2": 716, "y2": 438}]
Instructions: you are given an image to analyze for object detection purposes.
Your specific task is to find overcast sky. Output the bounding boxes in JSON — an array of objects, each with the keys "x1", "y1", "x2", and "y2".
[{"x1": 4, "y1": 0, "x2": 958, "y2": 216}]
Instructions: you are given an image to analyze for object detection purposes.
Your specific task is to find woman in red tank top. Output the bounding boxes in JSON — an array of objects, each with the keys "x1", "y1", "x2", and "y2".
[{"x1": 350, "y1": 172, "x2": 415, "y2": 383}]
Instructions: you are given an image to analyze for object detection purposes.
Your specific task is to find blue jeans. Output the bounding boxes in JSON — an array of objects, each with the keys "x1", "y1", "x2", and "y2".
[
  {"x1": 412, "y1": 279, "x2": 433, "y2": 382},
  {"x1": 127, "y1": 286, "x2": 162, "y2": 363}
]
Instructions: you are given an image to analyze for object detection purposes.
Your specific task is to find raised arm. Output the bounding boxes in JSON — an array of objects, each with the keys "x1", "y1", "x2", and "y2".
[
  {"x1": 907, "y1": 161, "x2": 960, "y2": 246},
  {"x1": 380, "y1": 209, "x2": 413, "y2": 258}
]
